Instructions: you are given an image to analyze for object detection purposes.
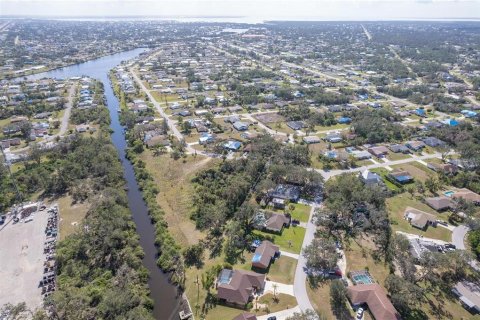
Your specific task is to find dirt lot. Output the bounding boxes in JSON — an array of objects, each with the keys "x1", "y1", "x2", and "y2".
[
  {"x1": 0, "y1": 211, "x2": 48, "y2": 311},
  {"x1": 254, "y1": 112, "x2": 285, "y2": 124}
]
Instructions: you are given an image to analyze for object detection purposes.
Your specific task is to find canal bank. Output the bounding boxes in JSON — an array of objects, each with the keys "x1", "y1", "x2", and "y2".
[{"x1": 24, "y1": 48, "x2": 181, "y2": 320}]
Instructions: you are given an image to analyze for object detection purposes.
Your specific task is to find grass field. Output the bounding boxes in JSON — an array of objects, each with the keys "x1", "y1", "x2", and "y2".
[
  {"x1": 140, "y1": 151, "x2": 219, "y2": 246},
  {"x1": 387, "y1": 193, "x2": 452, "y2": 242},
  {"x1": 289, "y1": 203, "x2": 311, "y2": 222},
  {"x1": 253, "y1": 226, "x2": 306, "y2": 254},
  {"x1": 391, "y1": 162, "x2": 432, "y2": 182},
  {"x1": 55, "y1": 195, "x2": 89, "y2": 240},
  {"x1": 387, "y1": 152, "x2": 412, "y2": 161},
  {"x1": 307, "y1": 282, "x2": 336, "y2": 320}
]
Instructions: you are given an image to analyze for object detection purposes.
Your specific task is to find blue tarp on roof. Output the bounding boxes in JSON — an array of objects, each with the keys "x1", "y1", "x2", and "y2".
[
  {"x1": 337, "y1": 117, "x2": 352, "y2": 124},
  {"x1": 252, "y1": 254, "x2": 262, "y2": 263}
]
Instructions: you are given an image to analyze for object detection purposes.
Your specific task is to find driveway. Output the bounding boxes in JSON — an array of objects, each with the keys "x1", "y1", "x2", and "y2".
[
  {"x1": 257, "y1": 306, "x2": 302, "y2": 320},
  {"x1": 264, "y1": 281, "x2": 294, "y2": 296}
]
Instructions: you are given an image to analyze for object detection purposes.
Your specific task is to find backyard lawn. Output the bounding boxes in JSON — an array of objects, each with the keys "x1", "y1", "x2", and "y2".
[
  {"x1": 369, "y1": 168, "x2": 401, "y2": 191},
  {"x1": 387, "y1": 193, "x2": 452, "y2": 242},
  {"x1": 253, "y1": 226, "x2": 306, "y2": 254},
  {"x1": 345, "y1": 238, "x2": 390, "y2": 286},
  {"x1": 234, "y1": 253, "x2": 298, "y2": 284},
  {"x1": 289, "y1": 203, "x2": 311, "y2": 222}
]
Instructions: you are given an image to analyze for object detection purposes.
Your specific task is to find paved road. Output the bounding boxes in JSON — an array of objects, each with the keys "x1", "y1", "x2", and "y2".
[
  {"x1": 130, "y1": 69, "x2": 199, "y2": 155},
  {"x1": 57, "y1": 84, "x2": 77, "y2": 137},
  {"x1": 292, "y1": 204, "x2": 318, "y2": 313},
  {"x1": 452, "y1": 225, "x2": 469, "y2": 250},
  {"x1": 318, "y1": 152, "x2": 442, "y2": 180}
]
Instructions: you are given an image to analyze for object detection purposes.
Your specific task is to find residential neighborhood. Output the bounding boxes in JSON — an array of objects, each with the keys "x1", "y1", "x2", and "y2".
[{"x1": 1, "y1": 14, "x2": 480, "y2": 320}]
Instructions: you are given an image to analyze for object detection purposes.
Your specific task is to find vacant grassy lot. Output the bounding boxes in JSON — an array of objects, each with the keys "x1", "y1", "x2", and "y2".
[
  {"x1": 315, "y1": 123, "x2": 349, "y2": 132},
  {"x1": 56, "y1": 195, "x2": 89, "y2": 240},
  {"x1": 140, "y1": 151, "x2": 219, "y2": 246},
  {"x1": 391, "y1": 162, "x2": 432, "y2": 182},
  {"x1": 307, "y1": 281, "x2": 336, "y2": 320},
  {"x1": 387, "y1": 193, "x2": 452, "y2": 242},
  {"x1": 253, "y1": 226, "x2": 306, "y2": 254},
  {"x1": 387, "y1": 152, "x2": 412, "y2": 161}
]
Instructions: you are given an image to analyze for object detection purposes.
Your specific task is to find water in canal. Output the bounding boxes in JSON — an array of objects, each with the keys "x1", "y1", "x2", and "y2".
[{"x1": 24, "y1": 49, "x2": 181, "y2": 320}]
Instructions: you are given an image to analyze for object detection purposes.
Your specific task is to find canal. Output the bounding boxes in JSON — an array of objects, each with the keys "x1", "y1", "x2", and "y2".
[{"x1": 25, "y1": 49, "x2": 181, "y2": 320}]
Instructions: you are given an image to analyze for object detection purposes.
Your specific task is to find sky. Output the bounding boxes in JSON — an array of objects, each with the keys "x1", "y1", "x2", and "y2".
[{"x1": 1, "y1": 0, "x2": 480, "y2": 21}]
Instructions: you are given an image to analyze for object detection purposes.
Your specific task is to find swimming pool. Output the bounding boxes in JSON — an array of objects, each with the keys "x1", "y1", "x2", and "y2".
[
  {"x1": 445, "y1": 191, "x2": 455, "y2": 197},
  {"x1": 351, "y1": 271, "x2": 375, "y2": 285}
]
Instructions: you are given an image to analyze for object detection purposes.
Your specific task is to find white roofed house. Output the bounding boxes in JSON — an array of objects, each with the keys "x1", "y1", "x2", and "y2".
[{"x1": 359, "y1": 170, "x2": 382, "y2": 186}]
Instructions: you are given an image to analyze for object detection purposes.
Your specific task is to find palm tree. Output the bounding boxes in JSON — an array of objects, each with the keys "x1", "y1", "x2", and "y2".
[{"x1": 272, "y1": 283, "x2": 279, "y2": 302}]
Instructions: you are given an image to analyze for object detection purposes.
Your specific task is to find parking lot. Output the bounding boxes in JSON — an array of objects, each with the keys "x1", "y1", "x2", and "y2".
[{"x1": 0, "y1": 208, "x2": 49, "y2": 311}]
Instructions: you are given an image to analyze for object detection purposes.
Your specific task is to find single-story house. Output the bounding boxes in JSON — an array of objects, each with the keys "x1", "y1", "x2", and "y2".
[
  {"x1": 422, "y1": 137, "x2": 446, "y2": 148},
  {"x1": 368, "y1": 146, "x2": 389, "y2": 158},
  {"x1": 199, "y1": 133, "x2": 215, "y2": 145},
  {"x1": 251, "y1": 211, "x2": 291, "y2": 233},
  {"x1": 324, "y1": 133, "x2": 343, "y2": 143},
  {"x1": 303, "y1": 136, "x2": 321, "y2": 144},
  {"x1": 251, "y1": 241, "x2": 280, "y2": 270},
  {"x1": 225, "y1": 115, "x2": 241, "y2": 124},
  {"x1": 216, "y1": 269, "x2": 265, "y2": 306},
  {"x1": 265, "y1": 213, "x2": 291, "y2": 233},
  {"x1": 453, "y1": 188, "x2": 480, "y2": 205},
  {"x1": 233, "y1": 313, "x2": 257, "y2": 320},
  {"x1": 404, "y1": 207, "x2": 437, "y2": 230},
  {"x1": 389, "y1": 144, "x2": 410, "y2": 154},
  {"x1": 441, "y1": 119, "x2": 459, "y2": 127},
  {"x1": 270, "y1": 184, "x2": 301, "y2": 202},
  {"x1": 360, "y1": 170, "x2": 382, "y2": 186},
  {"x1": 286, "y1": 121, "x2": 304, "y2": 131},
  {"x1": 405, "y1": 141, "x2": 426, "y2": 151},
  {"x1": 347, "y1": 284, "x2": 401, "y2": 320},
  {"x1": 452, "y1": 281, "x2": 480, "y2": 314},
  {"x1": 223, "y1": 140, "x2": 242, "y2": 151},
  {"x1": 233, "y1": 121, "x2": 249, "y2": 131},
  {"x1": 427, "y1": 162, "x2": 458, "y2": 175},
  {"x1": 388, "y1": 171, "x2": 414, "y2": 184},
  {"x1": 461, "y1": 110, "x2": 478, "y2": 118},
  {"x1": 425, "y1": 196, "x2": 453, "y2": 212},
  {"x1": 352, "y1": 150, "x2": 372, "y2": 160}
]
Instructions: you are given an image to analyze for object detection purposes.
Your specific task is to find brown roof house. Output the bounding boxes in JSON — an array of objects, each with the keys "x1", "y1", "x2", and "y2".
[
  {"x1": 216, "y1": 269, "x2": 266, "y2": 306},
  {"x1": 425, "y1": 196, "x2": 453, "y2": 212},
  {"x1": 233, "y1": 313, "x2": 257, "y2": 320},
  {"x1": 252, "y1": 211, "x2": 291, "y2": 234},
  {"x1": 404, "y1": 207, "x2": 437, "y2": 230},
  {"x1": 368, "y1": 146, "x2": 389, "y2": 158},
  {"x1": 252, "y1": 241, "x2": 280, "y2": 270},
  {"x1": 347, "y1": 284, "x2": 401, "y2": 320},
  {"x1": 453, "y1": 188, "x2": 480, "y2": 205},
  {"x1": 427, "y1": 162, "x2": 458, "y2": 175}
]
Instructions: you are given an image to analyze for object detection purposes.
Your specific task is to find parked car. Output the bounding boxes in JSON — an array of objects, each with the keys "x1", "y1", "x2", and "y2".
[{"x1": 356, "y1": 307, "x2": 364, "y2": 319}]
